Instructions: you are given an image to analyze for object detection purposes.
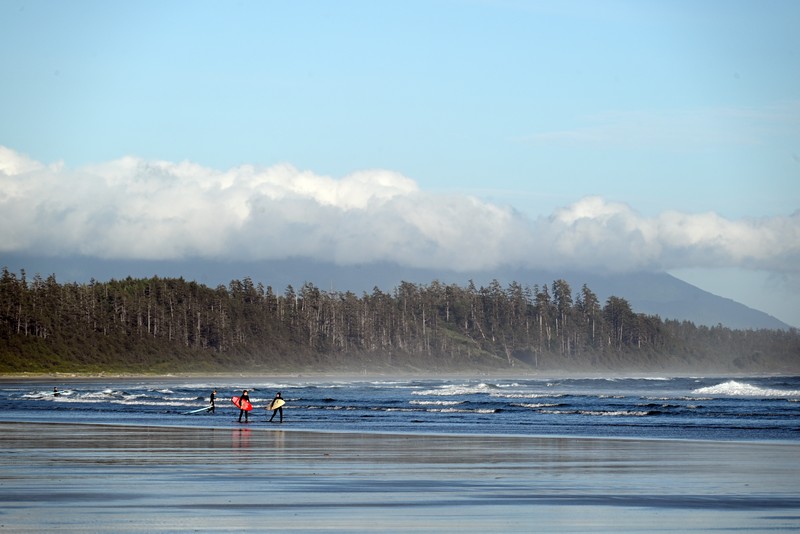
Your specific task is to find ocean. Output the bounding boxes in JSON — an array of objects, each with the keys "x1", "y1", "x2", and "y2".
[{"x1": 2, "y1": 375, "x2": 799, "y2": 441}]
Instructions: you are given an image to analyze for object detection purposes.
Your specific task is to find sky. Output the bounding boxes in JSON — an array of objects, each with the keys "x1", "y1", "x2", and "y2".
[{"x1": 1, "y1": 0, "x2": 798, "y2": 327}]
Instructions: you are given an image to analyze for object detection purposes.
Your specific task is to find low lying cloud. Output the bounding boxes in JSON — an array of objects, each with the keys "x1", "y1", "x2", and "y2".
[
  {"x1": 1, "y1": 146, "x2": 798, "y2": 276},
  {"x1": 544, "y1": 198, "x2": 799, "y2": 273}
]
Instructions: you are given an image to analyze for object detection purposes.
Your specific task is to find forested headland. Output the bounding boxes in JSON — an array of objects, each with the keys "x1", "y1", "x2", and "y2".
[{"x1": 1, "y1": 268, "x2": 798, "y2": 375}]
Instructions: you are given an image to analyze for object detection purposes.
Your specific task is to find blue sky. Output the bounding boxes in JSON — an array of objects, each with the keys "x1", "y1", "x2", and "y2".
[{"x1": 1, "y1": 0, "x2": 799, "y2": 326}]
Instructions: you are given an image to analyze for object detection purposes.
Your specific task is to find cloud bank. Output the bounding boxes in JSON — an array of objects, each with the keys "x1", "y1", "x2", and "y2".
[{"x1": 1, "y1": 146, "x2": 798, "y2": 276}]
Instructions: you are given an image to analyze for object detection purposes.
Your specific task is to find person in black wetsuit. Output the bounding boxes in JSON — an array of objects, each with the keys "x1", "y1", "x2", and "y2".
[
  {"x1": 238, "y1": 389, "x2": 250, "y2": 423},
  {"x1": 209, "y1": 389, "x2": 216, "y2": 413},
  {"x1": 268, "y1": 391, "x2": 283, "y2": 423}
]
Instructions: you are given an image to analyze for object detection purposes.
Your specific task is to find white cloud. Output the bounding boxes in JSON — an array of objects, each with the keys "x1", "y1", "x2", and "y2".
[
  {"x1": 0, "y1": 146, "x2": 45, "y2": 176},
  {"x1": 1, "y1": 146, "x2": 798, "y2": 277}
]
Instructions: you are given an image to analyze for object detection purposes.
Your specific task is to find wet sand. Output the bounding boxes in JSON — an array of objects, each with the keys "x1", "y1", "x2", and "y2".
[{"x1": 1, "y1": 423, "x2": 799, "y2": 532}]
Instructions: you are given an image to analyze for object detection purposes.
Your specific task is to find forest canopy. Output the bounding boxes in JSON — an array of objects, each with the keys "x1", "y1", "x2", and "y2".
[{"x1": 1, "y1": 268, "x2": 797, "y2": 375}]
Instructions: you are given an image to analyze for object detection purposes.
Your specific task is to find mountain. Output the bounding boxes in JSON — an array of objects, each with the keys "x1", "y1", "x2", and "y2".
[
  {"x1": 2, "y1": 255, "x2": 791, "y2": 330},
  {"x1": 256, "y1": 262, "x2": 791, "y2": 330}
]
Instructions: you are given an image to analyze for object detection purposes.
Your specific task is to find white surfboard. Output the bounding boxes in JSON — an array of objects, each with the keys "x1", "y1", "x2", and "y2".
[
  {"x1": 182, "y1": 405, "x2": 213, "y2": 415},
  {"x1": 267, "y1": 398, "x2": 285, "y2": 410}
]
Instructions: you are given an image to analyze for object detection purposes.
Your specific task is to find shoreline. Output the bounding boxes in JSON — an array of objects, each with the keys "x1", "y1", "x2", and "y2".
[
  {"x1": 2, "y1": 422, "x2": 799, "y2": 532},
  {"x1": 3, "y1": 369, "x2": 796, "y2": 381},
  {"x1": 4, "y1": 418, "x2": 797, "y2": 446}
]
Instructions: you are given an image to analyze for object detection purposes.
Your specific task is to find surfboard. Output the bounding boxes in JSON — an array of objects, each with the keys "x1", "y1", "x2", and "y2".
[
  {"x1": 232, "y1": 396, "x2": 253, "y2": 411},
  {"x1": 182, "y1": 405, "x2": 213, "y2": 415},
  {"x1": 267, "y1": 398, "x2": 285, "y2": 411}
]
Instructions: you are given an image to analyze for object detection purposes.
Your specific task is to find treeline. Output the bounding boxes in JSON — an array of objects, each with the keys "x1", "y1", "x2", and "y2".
[{"x1": 1, "y1": 268, "x2": 798, "y2": 374}]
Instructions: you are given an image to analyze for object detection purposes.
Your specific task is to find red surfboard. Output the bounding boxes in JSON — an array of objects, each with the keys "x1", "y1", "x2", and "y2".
[{"x1": 231, "y1": 396, "x2": 253, "y2": 411}]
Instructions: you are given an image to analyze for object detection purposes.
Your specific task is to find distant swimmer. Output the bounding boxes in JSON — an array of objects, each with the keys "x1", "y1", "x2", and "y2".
[
  {"x1": 53, "y1": 387, "x2": 59, "y2": 397},
  {"x1": 268, "y1": 391, "x2": 284, "y2": 423},
  {"x1": 209, "y1": 389, "x2": 217, "y2": 413}
]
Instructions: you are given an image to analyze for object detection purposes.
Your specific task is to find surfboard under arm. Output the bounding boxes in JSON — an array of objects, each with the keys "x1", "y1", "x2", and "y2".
[
  {"x1": 232, "y1": 396, "x2": 253, "y2": 411},
  {"x1": 267, "y1": 398, "x2": 286, "y2": 411}
]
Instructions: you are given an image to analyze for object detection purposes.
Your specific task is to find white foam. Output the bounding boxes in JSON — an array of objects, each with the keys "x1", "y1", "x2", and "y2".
[
  {"x1": 513, "y1": 403, "x2": 561, "y2": 409},
  {"x1": 542, "y1": 409, "x2": 651, "y2": 417},
  {"x1": 593, "y1": 410, "x2": 650, "y2": 417},
  {"x1": 80, "y1": 390, "x2": 121, "y2": 400},
  {"x1": 490, "y1": 392, "x2": 564, "y2": 399},
  {"x1": 22, "y1": 390, "x2": 73, "y2": 399},
  {"x1": 413, "y1": 383, "x2": 493, "y2": 396},
  {"x1": 692, "y1": 380, "x2": 800, "y2": 398},
  {"x1": 409, "y1": 400, "x2": 463, "y2": 406},
  {"x1": 110, "y1": 399, "x2": 188, "y2": 407}
]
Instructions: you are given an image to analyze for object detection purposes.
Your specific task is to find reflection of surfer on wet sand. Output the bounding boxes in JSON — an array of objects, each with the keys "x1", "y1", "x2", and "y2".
[{"x1": 232, "y1": 428, "x2": 251, "y2": 449}]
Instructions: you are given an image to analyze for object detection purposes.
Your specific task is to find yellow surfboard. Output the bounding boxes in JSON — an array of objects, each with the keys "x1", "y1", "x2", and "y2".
[{"x1": 267, "y1": 398, "x2": 285, "y2": 410}]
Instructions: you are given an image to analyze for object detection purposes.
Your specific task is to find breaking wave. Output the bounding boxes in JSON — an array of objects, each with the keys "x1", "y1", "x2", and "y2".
[
  {"x1": 692, "y1": 380, "x2": 800, "y2": 398},
  {"x1": 412, "y1": 383, "x2": 495, "y2": 396}
]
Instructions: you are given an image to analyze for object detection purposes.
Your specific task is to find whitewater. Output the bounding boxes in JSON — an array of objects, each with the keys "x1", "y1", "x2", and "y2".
[{"x1": 2, "y1": 375, "x2": 799, "y2": 441}]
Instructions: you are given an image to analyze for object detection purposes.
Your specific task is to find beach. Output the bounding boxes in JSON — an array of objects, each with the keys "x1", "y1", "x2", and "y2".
[{"x1": 1, "y1": 423, "x2": 799, "y2": 532}]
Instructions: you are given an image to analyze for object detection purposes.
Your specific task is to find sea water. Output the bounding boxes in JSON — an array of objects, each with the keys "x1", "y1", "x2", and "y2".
[{"x1": 2, "y1": 375, "x2": 799, "y2": 441}]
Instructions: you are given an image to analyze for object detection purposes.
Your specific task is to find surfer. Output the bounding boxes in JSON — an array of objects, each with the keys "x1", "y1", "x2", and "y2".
[
  {"x1": 238, "y1": 389, "x2": 251, "y2": 423},
  {"x1": 268, "y1": 392, "x2": 284, "y2": 423},
  {"x1": 53, "y1": 387, "x2": 59, "y2": 397},
  {"x1": 209, "y1": 389, "x2": 216, "y2": 413}
]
